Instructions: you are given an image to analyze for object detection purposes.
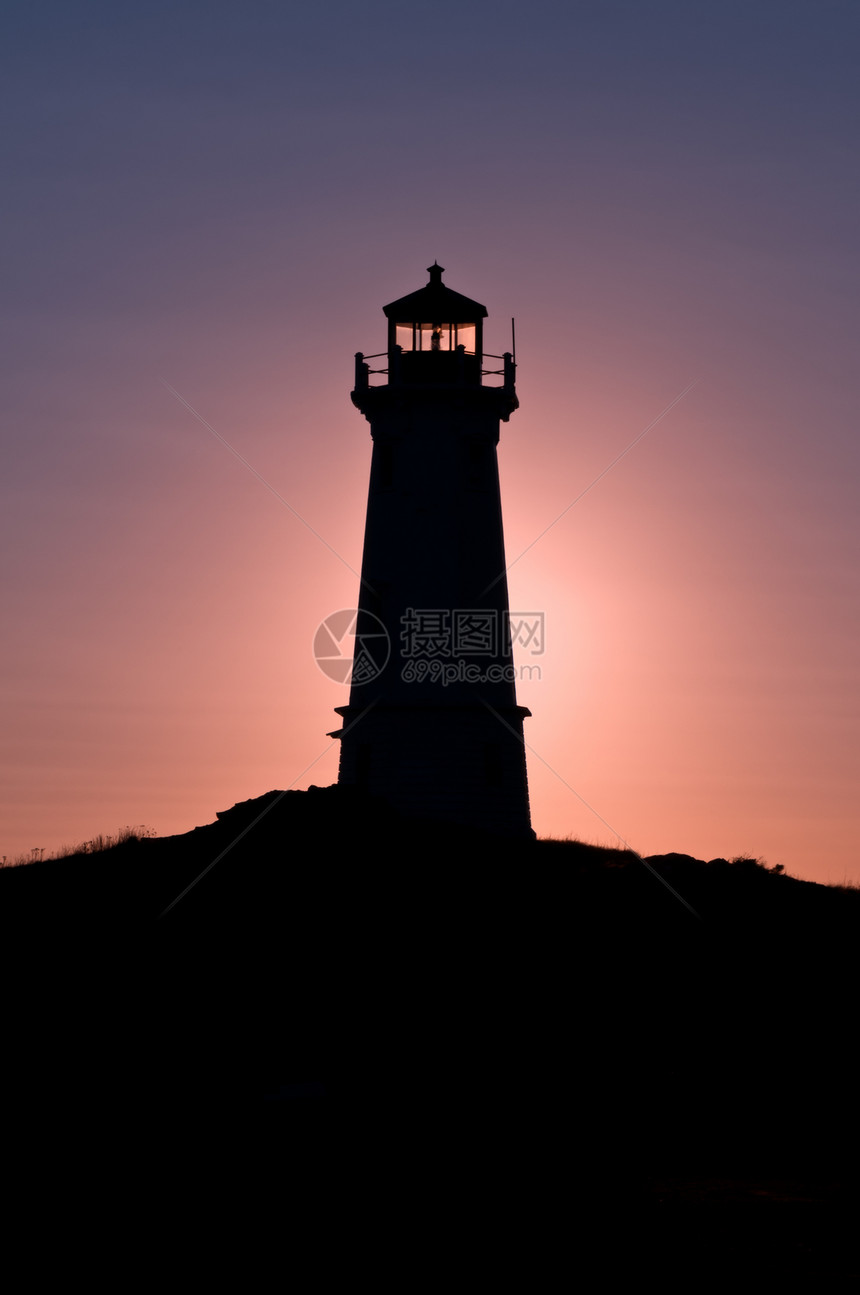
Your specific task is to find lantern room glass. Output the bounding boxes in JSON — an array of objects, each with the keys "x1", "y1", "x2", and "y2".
[{"x1": 395, "y1": 322, "x2": 478, "y2": 354}]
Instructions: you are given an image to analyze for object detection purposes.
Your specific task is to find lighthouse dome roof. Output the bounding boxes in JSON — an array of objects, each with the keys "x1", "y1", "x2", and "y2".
[{"x1": 383, "y1": 263, "x2": 488, "y2": 322}]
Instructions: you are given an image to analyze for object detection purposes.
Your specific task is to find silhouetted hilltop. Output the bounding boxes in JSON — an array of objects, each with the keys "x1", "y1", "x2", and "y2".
[
  {"x1": 2, "y1": 785, "x2": 858, "y2": 1276},
  {"x1": 3, "y1": 783, "x2": 854, "y2": 929}
]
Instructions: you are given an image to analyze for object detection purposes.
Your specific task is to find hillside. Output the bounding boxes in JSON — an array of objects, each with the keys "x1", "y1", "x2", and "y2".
[{"x1": 2, "y1": 785, "x2": 857, "y2": 1275}]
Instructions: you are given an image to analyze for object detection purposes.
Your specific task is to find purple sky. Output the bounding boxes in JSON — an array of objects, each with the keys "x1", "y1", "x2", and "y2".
[{"x1": 2, "y1": 1, "x2": 858, "y2": 882}]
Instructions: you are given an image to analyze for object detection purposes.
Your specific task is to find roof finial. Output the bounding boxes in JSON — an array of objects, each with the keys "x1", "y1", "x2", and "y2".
[{"x1": 427, "y1": 261, "x2": 445, "y2": 283}]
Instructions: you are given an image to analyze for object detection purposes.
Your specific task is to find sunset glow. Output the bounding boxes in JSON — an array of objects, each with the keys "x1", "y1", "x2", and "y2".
[{"x1": 2, "y1": 1, "x2": 857, "y2": 884}]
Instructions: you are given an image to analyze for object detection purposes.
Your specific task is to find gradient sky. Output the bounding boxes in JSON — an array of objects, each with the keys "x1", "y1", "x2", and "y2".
[{"x1": 2, "y1": 0, "x2": 858, "y2": 883}]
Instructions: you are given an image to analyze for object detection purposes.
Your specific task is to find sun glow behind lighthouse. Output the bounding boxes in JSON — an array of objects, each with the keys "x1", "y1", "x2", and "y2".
[{"x1": 0, "y1": 2, "x2": 858, "y2": 883}]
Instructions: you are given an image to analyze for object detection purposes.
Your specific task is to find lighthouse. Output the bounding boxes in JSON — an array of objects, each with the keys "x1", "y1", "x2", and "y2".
[{"x1": 329, "y1": 264, "x2": 532, "y2": 837}]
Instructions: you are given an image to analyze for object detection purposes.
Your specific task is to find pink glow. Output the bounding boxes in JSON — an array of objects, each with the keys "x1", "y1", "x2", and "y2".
[{"x1": 2, "y1": 4, "x2": 857, "y2": 885}]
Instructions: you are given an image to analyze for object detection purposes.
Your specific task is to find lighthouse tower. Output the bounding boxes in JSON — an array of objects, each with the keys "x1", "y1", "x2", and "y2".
[{"x1": 329, "y1": 264, "x2": 532, "y2": 836}]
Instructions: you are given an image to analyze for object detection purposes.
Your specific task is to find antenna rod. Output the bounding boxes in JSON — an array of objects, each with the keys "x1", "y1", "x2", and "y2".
[{"x1": 511, "y1": 317, "x2": 516, "y2": 365}]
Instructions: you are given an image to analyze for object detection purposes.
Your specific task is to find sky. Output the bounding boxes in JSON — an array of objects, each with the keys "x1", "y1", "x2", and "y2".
[{"x1": 2, "y1": 0, "x2": 858, "y2": 883}]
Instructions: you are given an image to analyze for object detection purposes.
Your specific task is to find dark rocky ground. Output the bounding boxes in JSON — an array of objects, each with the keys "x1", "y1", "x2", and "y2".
[{"x1": 2, "y1": 784, "x2": 857, "y2": 1276}]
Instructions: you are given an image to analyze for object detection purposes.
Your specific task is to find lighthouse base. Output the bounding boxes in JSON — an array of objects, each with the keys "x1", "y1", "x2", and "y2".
[{"x1": 330, "y1": 703, "x2": 533, "y2": 839}]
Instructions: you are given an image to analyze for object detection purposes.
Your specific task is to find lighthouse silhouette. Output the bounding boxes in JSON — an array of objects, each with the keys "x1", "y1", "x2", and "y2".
[{"x1": 329, "y1": 264, "x2": 533, "y2": 837}]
